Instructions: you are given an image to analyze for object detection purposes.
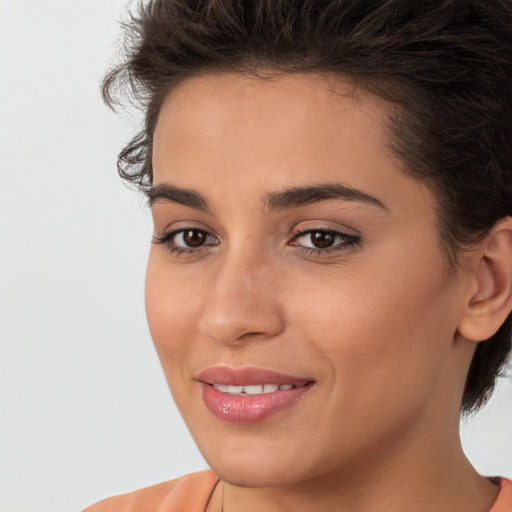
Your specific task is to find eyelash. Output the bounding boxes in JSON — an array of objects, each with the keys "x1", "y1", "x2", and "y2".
[
  {"x1": 152, "y1": 228, "x2": 217, "y2": 256},
  {"x1": 290, "y1": 226, "x2": 360, "y2": 256},
  {"x1": 152, "y1": 227, "x2": 360, "y2": 257}
]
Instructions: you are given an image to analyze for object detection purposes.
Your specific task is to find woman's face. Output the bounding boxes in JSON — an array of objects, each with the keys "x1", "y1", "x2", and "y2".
[{"x1": 147, "y1": 72, "x2": 473, "y2": 486}]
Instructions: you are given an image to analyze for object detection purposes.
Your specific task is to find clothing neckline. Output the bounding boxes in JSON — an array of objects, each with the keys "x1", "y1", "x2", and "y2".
[
  {"x1": 201, "y1": 473, "x2": 512, "y2": 512},
  {"x1": 203, "y1": 477, "x2": 221, "y2": 512}
]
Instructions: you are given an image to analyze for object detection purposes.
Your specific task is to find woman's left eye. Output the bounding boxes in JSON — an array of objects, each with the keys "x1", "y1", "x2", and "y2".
[{"x1": 290, "y1": 229, "x2": 359, "y2": 254}]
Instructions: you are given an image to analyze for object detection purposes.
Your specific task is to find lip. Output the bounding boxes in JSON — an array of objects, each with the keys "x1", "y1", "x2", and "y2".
[
  {"x1": 198, "y1": 366, "x2": 312, "y2": 386},
  {"x1": 197, "y1": 366, "x2": 315, "y2": 424}
]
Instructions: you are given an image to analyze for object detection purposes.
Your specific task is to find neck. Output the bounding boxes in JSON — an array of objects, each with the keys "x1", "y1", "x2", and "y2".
[{"x1": 210, "y1": 427, "x2": 499, "y2": 512}]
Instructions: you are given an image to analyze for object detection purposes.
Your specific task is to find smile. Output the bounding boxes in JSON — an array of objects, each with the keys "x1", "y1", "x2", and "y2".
[
  {"x1": 211, "y1": 383, "x2": 297, "y2": 395},
  {"x1": 197, "y1": 366, "x2": 315, "y2": 423}
]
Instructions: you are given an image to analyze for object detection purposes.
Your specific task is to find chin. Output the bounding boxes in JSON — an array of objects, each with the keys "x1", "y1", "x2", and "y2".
[
  {"x1": 197, "y1": 437, "x2": 324, "y2": 488},
  {"x1": 210, "y1": 458, "x2": 304, "y2": 488}
]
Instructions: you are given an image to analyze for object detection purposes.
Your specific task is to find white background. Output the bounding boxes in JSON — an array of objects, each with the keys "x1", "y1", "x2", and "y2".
[{"x1": 0, "y1": 1, "x2": 511, "y2": 511}]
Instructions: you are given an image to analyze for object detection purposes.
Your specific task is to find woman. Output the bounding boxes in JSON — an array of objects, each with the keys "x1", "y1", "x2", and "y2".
[{"x1": 85, "y1": 1, "x2": 512, "y2": 510}]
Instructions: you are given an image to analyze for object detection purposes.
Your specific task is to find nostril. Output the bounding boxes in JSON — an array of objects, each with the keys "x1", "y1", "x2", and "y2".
[{"x1": 203, "y1": 329, "x2": 267, "y2": 346}]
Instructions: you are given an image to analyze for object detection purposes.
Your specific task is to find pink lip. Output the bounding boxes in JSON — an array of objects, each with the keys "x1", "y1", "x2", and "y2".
[
  {"x1": 197, "y1": 366, "x2": 315, "y2": 424},
  {"x1": 198, "y1": 366, "x2": 311, "y2": 386}
]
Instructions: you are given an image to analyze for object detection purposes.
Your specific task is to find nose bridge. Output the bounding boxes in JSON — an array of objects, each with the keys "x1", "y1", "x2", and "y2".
[{"x1": 198, "y1": 241, "x2": 284, "y2": 345}]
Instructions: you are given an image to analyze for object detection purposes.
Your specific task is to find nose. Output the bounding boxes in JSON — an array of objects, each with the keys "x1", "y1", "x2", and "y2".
[{"x1": 198, "y1": 250, "x2": 285, "y2": 346}]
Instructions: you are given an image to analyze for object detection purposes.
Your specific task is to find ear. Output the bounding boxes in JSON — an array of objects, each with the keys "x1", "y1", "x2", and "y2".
[{"x1": 457, "y1": 217, "x2": 512, "y2": 342}]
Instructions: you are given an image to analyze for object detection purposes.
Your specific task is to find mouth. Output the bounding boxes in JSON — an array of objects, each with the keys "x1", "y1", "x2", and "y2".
[
  {"x1": 197, "y1": 366, "x2": 315, "y2": 424},
  {"x1": 209, "y1": 382, "x2": 302, "y2": 395}
]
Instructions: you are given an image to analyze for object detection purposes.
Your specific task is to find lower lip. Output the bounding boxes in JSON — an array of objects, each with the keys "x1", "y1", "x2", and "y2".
[{"x1": 200, "y1": 382, "x2": 314, "y2": 424}]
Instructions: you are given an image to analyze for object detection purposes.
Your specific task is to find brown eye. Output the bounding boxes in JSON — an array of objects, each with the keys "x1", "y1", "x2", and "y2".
[
  {"x1": 152, "y1": 227, "x2": 219, "y2": 252},
  {"x1": 290, "y1": 228, "x2": 360, "y2": 255},
  {"x1": 310, "y1": 231, "x2": 336, "y2": 248},
  {"x1": 182, "y1": 229, "x2": 207, "y2": 247}
]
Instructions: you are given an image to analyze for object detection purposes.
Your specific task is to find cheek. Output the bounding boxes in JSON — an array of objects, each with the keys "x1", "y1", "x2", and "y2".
[
  {"x1": 290, "y1": 249, "x2": 459, "y2": 413},
  {"x1": 145, "y1": 250, "x2": 202, "y2": 373}
]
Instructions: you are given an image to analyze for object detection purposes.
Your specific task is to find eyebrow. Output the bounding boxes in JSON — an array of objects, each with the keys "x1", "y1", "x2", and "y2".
[
  {"x1": 147, "y1": 183, "x2": 210, "y2": 210},
  {"x1": 265, "y1": 183, "x2": 388, "y2": 211},
  {"x1": 147, "y1": 182, "x2": 387, "y2": 212}
]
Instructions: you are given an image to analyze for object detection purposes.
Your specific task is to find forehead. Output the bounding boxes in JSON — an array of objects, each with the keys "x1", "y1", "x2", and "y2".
[
  {"x1": 152, "y1": 71, "x2": 432, "y2": 219},
  {"x1": 154, "y1": 71, "x2": 391, "y2": 155},
  {"x1": 159, "y1": 70, "x2": 379, "y2": 117}
]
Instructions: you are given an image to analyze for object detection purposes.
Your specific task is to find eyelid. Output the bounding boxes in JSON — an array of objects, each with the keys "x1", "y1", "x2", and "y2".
[
  {"x1": 152, "y1": 225, "x2": 219, "y2": 256},
  {"x1": 291, "y1": 220, "x2": 360, "y2": 237},
  {"x1": 154, "y1": 217, "x2": 217, "y2": 236},
  {"x1": 291, "y1": 227, "x2": 358, "y2": 244},
  {"x1": 288, "y1": 224, "x2": 361, "y2": 255}
]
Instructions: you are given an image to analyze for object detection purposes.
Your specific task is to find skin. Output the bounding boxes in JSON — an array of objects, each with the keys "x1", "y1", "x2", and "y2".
[{"x1": 146, "y1": 72, "x2": 500, "y2": 512}]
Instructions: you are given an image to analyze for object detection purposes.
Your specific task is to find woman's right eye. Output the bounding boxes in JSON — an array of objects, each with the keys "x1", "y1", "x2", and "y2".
[{"x1": 152, "y1": 228, "x2": 219, "y2": 254}]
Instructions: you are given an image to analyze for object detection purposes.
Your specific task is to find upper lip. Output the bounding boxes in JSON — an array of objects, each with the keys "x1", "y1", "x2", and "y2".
[{"x1": 197, "y1": 366, "x2": 314, "y2": 386}]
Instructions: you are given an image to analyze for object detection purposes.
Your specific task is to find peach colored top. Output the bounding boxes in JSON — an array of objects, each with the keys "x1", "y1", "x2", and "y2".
[
  {"x1": 82, "y1": 471, "x2": 219, "y2": 512},
  {"x1": 491, "y1": 478, "x2": 512, "y2": 512},
  {"x1": 83, "y1": 470, "x2": 512, "y2": 512}
]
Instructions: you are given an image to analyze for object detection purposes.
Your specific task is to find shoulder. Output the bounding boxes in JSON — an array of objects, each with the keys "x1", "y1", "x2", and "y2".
[
  {"x1": 82, "y1": 470, "x2": 219, "y2": 512},
  {"x1": 490, "y1": 478, "x2": 512, "y2": 512}
]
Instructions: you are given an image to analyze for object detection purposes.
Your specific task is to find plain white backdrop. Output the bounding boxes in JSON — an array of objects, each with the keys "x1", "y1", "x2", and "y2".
[{"x1": 0, "y1": 1, "x2": 511, "y2": 511}]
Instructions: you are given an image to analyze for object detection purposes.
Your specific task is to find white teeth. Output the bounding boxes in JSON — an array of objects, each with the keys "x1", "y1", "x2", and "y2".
[
  {"x1": 226, "y1": 385, "x2": 244, "y2": 394},
  {"x1": 212, "y1": 383, "x2": 296, "y2": 395},
  {"x1": 244, "y1": 385, "x2": 263, "y2": 395}
]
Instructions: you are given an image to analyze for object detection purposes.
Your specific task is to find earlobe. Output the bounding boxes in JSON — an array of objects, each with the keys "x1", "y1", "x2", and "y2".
[{"x1": 458, "y1": 217, "x2": 512, "y2": 342}]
